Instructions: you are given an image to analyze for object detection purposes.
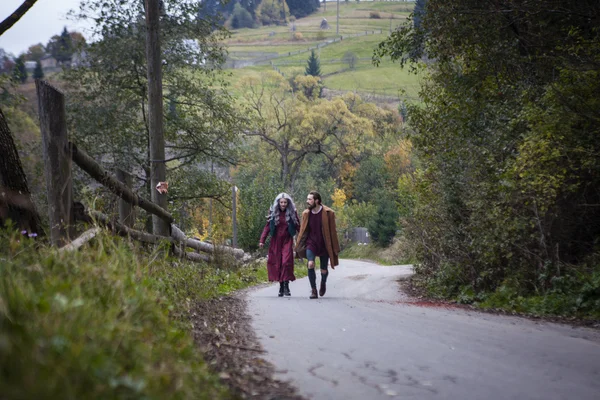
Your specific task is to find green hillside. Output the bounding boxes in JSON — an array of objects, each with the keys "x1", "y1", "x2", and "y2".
[{"x1": 223, "y1": 1, "x2": 420, "y2": 104}]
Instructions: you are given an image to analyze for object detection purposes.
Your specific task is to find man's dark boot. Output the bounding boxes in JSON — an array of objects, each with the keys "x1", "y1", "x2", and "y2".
[
  {"x1": 310, "y1": 288, "x2": 318, "y2": 299},
  {"x1": 319, "y1": 280, "x2": 326, "y2": 297},
  {"x1": 319, "y1": 271, "x2": 328, "y2": 297},
  {"x1": 278, "y1": 282, "x2": 284, "y2": 297},
  {"x1": 283, "y1": 281, "x2": 291, "y2": 296}
]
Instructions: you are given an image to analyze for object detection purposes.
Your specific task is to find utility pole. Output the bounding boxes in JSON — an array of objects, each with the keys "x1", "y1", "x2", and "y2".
[
  {"x1": 336, "y1": 0, "x2": 340, "y2": 35},
  {"x1": 144, "y1": 0, "x2": 169, "y2": 236},
  {"x1": 232, "y1": 185, "x2": 238, "y2": 248}
]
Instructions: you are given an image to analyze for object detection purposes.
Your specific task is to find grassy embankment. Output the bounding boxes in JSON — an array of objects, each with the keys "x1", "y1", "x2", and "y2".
[{"x1": 0, "y1": 227, "x2": 305, "y2": 398}]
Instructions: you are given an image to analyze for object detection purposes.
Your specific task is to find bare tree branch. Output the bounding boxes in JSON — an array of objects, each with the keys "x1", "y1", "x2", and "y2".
[{"x1": 0, "y1": 1, "x2": 39, "y2": 37}]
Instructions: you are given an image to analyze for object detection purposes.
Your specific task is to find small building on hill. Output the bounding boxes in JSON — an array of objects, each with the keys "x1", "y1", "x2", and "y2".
[{"x1": 40, "y1": 55, "x2": 58, "y2": 69}]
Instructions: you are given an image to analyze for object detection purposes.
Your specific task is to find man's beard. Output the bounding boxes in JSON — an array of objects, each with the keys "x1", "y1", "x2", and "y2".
[{"x1": 307, "y1": 202, "x2": 316, "y2": 210}]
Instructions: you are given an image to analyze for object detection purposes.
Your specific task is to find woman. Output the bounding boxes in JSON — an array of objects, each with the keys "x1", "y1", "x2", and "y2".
[{"x1": 259, "y1": 192, "x2": 300, "y2": 297}]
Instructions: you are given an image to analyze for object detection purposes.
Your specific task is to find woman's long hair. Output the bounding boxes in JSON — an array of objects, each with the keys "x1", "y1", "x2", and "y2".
[{"x1": 268, "y1": 192, "x2": 299, "y2": 227}]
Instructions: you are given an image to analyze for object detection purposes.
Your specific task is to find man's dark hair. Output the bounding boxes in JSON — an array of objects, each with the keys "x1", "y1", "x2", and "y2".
[{"x1": 309, "y1": 191, "x2": 322, "y2": 205}]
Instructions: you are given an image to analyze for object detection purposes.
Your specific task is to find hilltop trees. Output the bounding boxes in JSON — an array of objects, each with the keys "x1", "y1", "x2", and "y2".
[
  {"x1": 256, "y1": 0, "x2": 290, "y2": 26},
  {"x1": 286, "y1": 0, "x2": 320, "y2": 18},
  {"x1": 46, "y1": 27, "x2": 73, "y2": 64}
]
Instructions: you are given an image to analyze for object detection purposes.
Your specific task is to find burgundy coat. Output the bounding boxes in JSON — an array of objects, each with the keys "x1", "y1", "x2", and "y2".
[{"x1": 260, "y1": 210, "x2": 299, "y2": 282}]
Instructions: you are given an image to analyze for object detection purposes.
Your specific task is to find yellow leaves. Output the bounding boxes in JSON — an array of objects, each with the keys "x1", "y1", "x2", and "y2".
[
  {"x1": 293, "y1": 75, "x2": 321, "y2": 101},
  {"x1": 385, "y1": 139, "x2": 413, "y2": 177},
  {"x1": 331, "y1": 188, "x2": 347, "y2": 209}
]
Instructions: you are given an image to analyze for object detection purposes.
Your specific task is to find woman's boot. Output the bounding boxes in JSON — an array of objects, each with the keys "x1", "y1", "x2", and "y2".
[
  {"x1": 283, "y1": 281, "x2": 291, "y2": 296},
  {"x1": 278, "y1": 281, "x2": 284, "y2": 297}
]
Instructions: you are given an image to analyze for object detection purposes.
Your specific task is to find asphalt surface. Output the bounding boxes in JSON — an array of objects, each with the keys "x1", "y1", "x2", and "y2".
[{"x1": 248, "y1": 259, "x2": 600, "y2": 400}]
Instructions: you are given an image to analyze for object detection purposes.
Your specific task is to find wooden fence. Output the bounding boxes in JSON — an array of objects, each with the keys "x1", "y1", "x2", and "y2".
[{"x1": 36, "y1": 79, "x2": 247, "y2": 263}]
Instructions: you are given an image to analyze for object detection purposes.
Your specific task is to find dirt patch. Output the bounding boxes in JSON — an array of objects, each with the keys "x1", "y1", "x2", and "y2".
[
  {"x1": 346, "y1": 274, "x2": 368, "y2": 281},
  {"x1": 190, "y1": 292, "x2": 305, "y2": 400}
]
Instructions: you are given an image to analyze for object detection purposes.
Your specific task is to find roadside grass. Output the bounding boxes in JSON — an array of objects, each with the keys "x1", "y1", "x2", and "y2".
[
  {"x1": 339, "y1": 241, "x2": 415, "y2": 266},
  {"x1": 0, "y1": 227, "x2": 285, "y2": 399},
  {"x1": 412, "y1": 261, "x2": 600, "y2": 320}
]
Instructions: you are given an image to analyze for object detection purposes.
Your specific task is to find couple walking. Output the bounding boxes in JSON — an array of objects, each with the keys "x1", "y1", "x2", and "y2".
[{"x1": 259, "y1": 191, "x2": 340, "y2": 299}]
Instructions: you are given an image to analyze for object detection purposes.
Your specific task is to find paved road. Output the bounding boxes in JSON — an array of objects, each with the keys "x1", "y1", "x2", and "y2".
[{"x1": 248, "y1": 259, "x2": 600, "y2": 400}]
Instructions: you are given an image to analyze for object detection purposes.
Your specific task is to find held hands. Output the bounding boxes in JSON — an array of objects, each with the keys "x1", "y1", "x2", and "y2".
[{"x1": 259, "y1": 243, "x2": 264, "y2": 248}]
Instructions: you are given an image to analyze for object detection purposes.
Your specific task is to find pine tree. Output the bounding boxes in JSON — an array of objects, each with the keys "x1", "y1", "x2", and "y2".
[
  {"x1": 33, "y1": 60, "x2": 44, "y2": 79},
  {"x1": 413, "y1": 0, "x2": 427, "y2": 30},
  {"x1": 12, "y1": 56, "x2": 27, "y2": 83},
  {"x1": 367, "y1": 192, "x2": 399, "y2": 247},
  {"x1": 305, "y1": 49, "x2": 321, "y2": 77}
]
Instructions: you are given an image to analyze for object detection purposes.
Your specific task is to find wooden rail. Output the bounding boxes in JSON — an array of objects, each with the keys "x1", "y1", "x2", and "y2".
[{"x1": 37, "y1": 80, "x2": 247, "y2": 263}]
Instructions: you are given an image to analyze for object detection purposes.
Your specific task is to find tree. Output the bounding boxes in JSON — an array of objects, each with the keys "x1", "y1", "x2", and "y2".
[
  {"x1": 305, "y1": 49, "x2": 321, "y2": 77},
  {"x1": 0, "y1": 107, "x2": 43, "y2": 234},
  {"x1": 375, "y1": 0, "x2": 600, "y2": 301},
  {"x1": 286, "y1": 0, "x2": 320, "y2": 18},
  {"x1": 342, "y1": 51, "x2": 358, "y2": 70},
  {"x1": 239, "y1": 72, "x2": 373, "y2": 193},
  {"x1": 65, "y1": 0, "x2": 243, "y2": 219},
  {"x1": 46, "y1": 27, "x2": 77, "y2": 65},
  {"x1": 413, "y1": 0, "x2": 426, "y2": 30},
  {"x1": 352, "y1": 156, "x2": 389, "y2": 203},
  {"x1": 24, "y1": 43, "x2": 45, "y2": 62},
  {"x1": 256, "y1": 0, "x2": 290, "y2": 26},
  {"x1": 32, "y1": 60, "x2": 43, "y2": 79},
  {"x1": 12, "y1": 56, "x2": 27, "y2": 83},
  {"x1": 0, "y1": 48, "x2": 15, "y2": 73},
  {"x1": 367, "y1": 191, "x2": 398, "y2": 246},
  {"x1": 231, "y1": 3, "x2": 254, "y2": 28}
]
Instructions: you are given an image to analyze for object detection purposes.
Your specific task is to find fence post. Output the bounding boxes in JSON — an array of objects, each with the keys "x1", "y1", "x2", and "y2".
[
  {"x1": 36, "y1": 79, "x2": 73, "y2": 246},
  {"x1": 116, "y1": 168, "x2": 135, "y2": 227}
]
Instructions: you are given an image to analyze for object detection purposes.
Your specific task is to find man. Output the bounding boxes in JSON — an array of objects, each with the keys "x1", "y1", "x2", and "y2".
[{"x1": 295, "y1": 191, "x2": 340, "y2": 299}]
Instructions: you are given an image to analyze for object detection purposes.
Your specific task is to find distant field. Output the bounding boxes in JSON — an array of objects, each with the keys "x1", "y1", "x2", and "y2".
[
  {"x1": 221, "y1": 1, "x2": 420, "y2": 102},
  {"x1": 323, "y1": 63, "x2": 421, "y2": 100}
]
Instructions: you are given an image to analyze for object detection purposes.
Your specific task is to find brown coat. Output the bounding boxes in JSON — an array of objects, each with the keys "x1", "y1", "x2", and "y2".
[{"x1": 295, "y1": 205, "x2": 341, "y2": 267}]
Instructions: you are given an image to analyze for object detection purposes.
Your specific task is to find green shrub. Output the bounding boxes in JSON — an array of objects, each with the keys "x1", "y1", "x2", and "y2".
[{"x1": 367, "y1": 192, "x2": 399, "y2": 247}]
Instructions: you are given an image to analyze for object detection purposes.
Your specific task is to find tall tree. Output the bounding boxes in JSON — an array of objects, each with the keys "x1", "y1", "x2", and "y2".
[
  {"x1": 240, "y1": 72, "x2": 374, "y2": 193},
  {"x1": 286, "y1": 0, "x2": 319, "y2": 18},
  {"x1": 305, "y1": 49, "x2": 321, "y2": 77},
  {"x1": 65, "y1": 0, "x2": 242, "y2": 215},
  {"x1": 32, "y1": 60, "x2": 44, "y2": 79},
  {"x1": 24, "y1": 43, "x2": 45, "y2": 62},
  {"x1": 375, "y1": 0, "x2": 600, "y2": 298},
  {"x1": 47, "y1": 27, "x2": 74, "y2": 64},
  {"x1": 0, "y1": 107, "x2": 43, "y2": 234},
  {"x1": 12, "y1": 56, "x2": 27, "y2": 83}
]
